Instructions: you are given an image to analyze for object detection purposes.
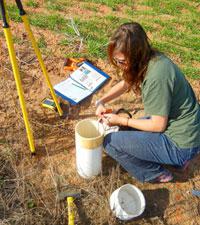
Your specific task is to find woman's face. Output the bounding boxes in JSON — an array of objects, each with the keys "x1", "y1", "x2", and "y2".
[{"x1": 112, "y1": 51, "x2": 128, "y2": 70}]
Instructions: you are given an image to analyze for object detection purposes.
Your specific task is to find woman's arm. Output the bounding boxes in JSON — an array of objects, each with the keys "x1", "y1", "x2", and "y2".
[
  {"x1": 103, "y1": 114, "x2": 168, "y2": 132},
  {"x1": 126, "y1": 115, "x2": 168, "y2": 132},
  {"x1": 98, "y1": 80, "x2": 129, "y2": 104}
]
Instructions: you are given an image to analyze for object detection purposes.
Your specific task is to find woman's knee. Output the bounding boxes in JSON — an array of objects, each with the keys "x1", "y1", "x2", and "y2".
[
  {"x1": 103, "y1": 132, "x2": 121, "y2": 155},
  {"x1": 103, "y1": 133, "x2": 112, "y2": 151}
]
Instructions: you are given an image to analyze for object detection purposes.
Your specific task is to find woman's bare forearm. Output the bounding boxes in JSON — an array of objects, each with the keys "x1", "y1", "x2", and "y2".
[
  {"x1": 99, "y1": 80, "x2": 128, "y2": 104},
  {"x1": 119, "y1": 116, "x2": 168, "y2": 132}
]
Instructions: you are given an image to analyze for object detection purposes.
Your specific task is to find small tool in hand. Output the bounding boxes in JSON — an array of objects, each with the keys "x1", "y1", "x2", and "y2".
[
  {"x1": 101, "y1": 108, "x2": 113, "y2": 115},
  {"x1": 98, "y1": 109, "x2": 113, "y2": 123}
]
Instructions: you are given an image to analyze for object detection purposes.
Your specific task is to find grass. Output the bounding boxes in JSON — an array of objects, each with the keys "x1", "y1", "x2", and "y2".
[
  {"x1": 44, "y1": 0, "x2": 73, "y2": 10},
  {"x1": 0, "y1": 145, "x2": 123, "y2": 224},
  {"x1": 141, "y1": 0, "x2": 192, "y2": 15},
  {"x1": 37, "y1": 35, "x2": 47, "y2": 48},
  {"x1": 182, "y1": 67, "x2": 200, "y2": 79},
  {"x1": 82, "y1": 3, "x2": 98, "y2": 12},
  {"x1": 26, "y1": 0, "x2": 39, "y2": 8},
  {"x1": 6, "y1": 4, "x2": 21, "y2": 22},
  {"x1": 80, "y1": 0, "x2": 133, "y2": 9},
  {"x1": 3, "y1": 0, "x2": 199, "y2": 79},
  {"x1": 45, "y1": 1, "x2": 63, "y2": 11},
  {"x1": 13, "y1": 35, "x2": 24, "y2": 45},
  {"x1": 30, "y1": 14, "x2": 66, "y2": 31},
  {"x1": 0, "y1": 1, "x2": 200, "y2": 224}
]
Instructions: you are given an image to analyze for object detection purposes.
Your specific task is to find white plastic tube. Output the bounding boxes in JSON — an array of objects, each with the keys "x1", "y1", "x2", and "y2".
[{"x1": 75, "y1": 119, "x2": 105, "y2": 179}]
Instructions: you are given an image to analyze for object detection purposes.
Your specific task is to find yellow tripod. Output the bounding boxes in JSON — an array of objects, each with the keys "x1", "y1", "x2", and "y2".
[{"x1": 0, "y1": 0, "x2": 63, "y2": 154}]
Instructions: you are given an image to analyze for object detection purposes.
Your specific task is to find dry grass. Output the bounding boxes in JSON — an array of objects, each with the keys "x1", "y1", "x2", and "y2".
[
  {"x1": 0, "y1": 148, "x2": 56, "y2": 225},
  {"x1": 1, "y1": 29, "x2": 200, "y2": 224},
  {"x1": 1, "y1": 144, "x2": 199, "y2": 225},
  {"x1": 0, "y1": 0, "x2": 200, "y2": 224},
  {"x1": 0, "y1": 145, "x2": 125, "y2": 225}
]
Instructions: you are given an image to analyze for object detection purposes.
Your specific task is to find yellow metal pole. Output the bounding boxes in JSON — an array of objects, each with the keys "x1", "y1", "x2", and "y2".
[
  {"x1": 3, "y1": 28, "x2": 35, "y2": 153},
  {"x1": 21, "y1": 15, "x2": 63, "y2": 116}
]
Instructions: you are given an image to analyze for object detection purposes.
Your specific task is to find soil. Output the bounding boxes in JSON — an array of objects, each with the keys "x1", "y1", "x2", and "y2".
[{"x1": 0, "y1": 20, "x2": 200, "y2": 225}]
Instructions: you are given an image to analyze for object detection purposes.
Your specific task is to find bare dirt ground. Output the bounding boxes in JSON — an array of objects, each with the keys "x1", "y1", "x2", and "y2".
[{"x1": 0, "y1": 21, "x2": 200, "y2": 225}]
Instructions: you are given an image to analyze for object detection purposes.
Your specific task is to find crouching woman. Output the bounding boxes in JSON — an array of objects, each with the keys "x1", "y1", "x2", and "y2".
[{"x1": 95, "y1": 22, "x2": 200, "y2": 183}]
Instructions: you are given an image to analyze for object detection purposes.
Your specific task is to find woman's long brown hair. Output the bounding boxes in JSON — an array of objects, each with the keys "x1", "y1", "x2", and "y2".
[{"x1": 108, "y1": 22, "x2": 158, "y2": 94}]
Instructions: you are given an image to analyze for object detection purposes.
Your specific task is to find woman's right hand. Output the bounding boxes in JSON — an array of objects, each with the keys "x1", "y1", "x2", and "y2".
[{"x1": 96, "y1": 104, "x2": 106, "y2": 117}]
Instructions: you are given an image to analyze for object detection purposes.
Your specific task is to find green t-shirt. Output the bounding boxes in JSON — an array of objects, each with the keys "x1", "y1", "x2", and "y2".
[{"x1": 141, "y1": 54, "x2": 200, "y2": 148}]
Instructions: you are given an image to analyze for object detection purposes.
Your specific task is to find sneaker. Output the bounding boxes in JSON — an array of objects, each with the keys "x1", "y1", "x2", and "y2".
[{"x1": 149, "y1": 171, "x2": 173, "y2": 183}]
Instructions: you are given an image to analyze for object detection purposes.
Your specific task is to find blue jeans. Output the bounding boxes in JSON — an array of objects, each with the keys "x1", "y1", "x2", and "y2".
[{"x1": 103, "y1": 130, "x2": 200, "y2": 182}]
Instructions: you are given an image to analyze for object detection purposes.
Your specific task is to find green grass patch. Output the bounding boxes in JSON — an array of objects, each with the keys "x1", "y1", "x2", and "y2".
[
  {"x1": 180, "y1": 36, "x2": 200, "y2": 51},
  {"x1": 6, "y1": 4, "x2": 21, "y2": 23},
  {"x1": 182, "y1": 67, "x2": 200, "y2": 79},
  {"x1": 152, "y1": 41, "x2": 180, "y2": 54},
  {"x1": 87, "y1": 36, "x2": 108, "y2": 58},
  {"x1": 64, "y1": 51, "x2": 85, "y2": 58},
  {"x1": 160, "y1": 26, "x2": 184, "y2": 39},
  {"x1": 153, "y1": 40, "x2": 200, "y2": 63},
  {"x1": 141, "y1": 0, "x2": 189, "y2": 15},
  {"x1": 13, "y1": 36, "x2": 23, "y2": 44},
  {"x1": 45, "y1": 2, "x2": 63, "y2": 11},
  {"x1": 104, "y1": 15, "x2": 124, "y2": 24},
  {"x1": 82, "y1": 3, "x2": 98, "y2": 12},
  {"x1": 87, "y1": 39, "x2": 107, "y2": 58},
  {"x1": 44, "y1": 0, "x2": 73, "y2": 10},
  {"x1": 142, "y1": 23, "x2": 157, "y2": 32},
  {"x1": 3, "y1": 0, "x2": 199, "y2": 80},
  {"x1": 76, "y1": 18, "x2": 100, "y2": 37},
  {"x1": 180, "y1": 50, "x2": 200, "y2": 64},
  {"x1": 58, "y1": 39, "x2": 71, "y2": 46},
  {"x1": 184, "y1": 18, "x2": 200, "y2": 35},
  {"x1": 151, "y1": 18, "x2": 171, "y2": 27},
  {"x1": 80, "y1": 0, "x2": 133, "y2": 9},
  {"x1": 37, "y1": 35, "x2": 47, "y2": 48},
  {"x1": 26, "y1": 0, "x2": 39, "y2": 8},
  {"x1": 126, "y1": 8, "x2": 157, "y2": 16},
  {"x1": 29, "y1": 14, "x2": 66, "y2": 31},
  {"x1": 73, "y1": 18, "x2": 108, "y2": 58}
]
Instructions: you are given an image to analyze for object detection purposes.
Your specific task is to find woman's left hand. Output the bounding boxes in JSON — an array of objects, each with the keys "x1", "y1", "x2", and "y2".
[{"x1": 101, "y1": 113, "x2": 122, "y2": 126}]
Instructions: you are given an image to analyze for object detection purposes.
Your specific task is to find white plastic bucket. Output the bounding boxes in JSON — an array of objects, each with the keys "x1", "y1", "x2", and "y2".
[
  {"x1": 110, "y1": 184, "x2": 146, "y2": 220},
  {"x1": 75, "y1": 119, "x2": 105, "y2": 179}
]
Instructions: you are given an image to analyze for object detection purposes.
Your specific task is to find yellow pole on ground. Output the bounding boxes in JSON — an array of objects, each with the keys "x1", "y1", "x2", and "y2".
[
  {"x1": 3, "y1": 27, "x2": 35, "y2": 153},
  {"x1": 67, "y1": 197, "x2": 75, "y2": 225},
  {"x1": 21, "y1": 14, "x2": 63, "y2": 116}
]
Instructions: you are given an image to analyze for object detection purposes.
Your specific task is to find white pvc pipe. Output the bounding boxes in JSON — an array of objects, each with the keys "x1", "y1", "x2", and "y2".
[{"x1": 75, "y1": 119, "x2": 105, "y2": 179}]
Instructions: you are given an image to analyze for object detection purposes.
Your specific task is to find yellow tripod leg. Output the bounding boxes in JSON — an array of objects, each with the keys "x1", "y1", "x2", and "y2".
[
  {"x1": 3, "y1": 0, "x2": 9, "y2": 23},
  {"x1": 3, "y1": 27, "x2": 35, "y2": 153},
  {"x1": 21, "y1": 15, "x2": 63, "y2": 116}
]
